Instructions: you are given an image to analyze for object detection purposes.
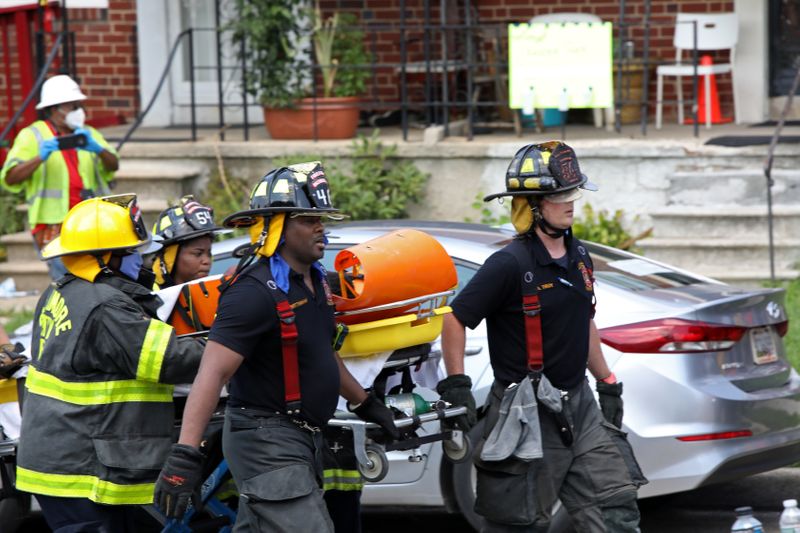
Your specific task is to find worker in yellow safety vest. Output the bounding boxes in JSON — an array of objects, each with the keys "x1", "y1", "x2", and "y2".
[{"x1": 0, "y1": 74, "x2": 119, "y2": 281}]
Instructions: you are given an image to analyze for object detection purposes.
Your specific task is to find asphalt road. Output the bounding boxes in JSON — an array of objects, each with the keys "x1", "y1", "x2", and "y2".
[
  {"x1": 17, "y1": 468, "x2": 800, "y2": 532},
  {"x1": 361, "y1": 468, "x2": 800, "y2": 532}
]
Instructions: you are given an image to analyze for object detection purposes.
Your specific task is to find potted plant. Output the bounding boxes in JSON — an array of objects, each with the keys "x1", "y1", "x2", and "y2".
[{"x1": 232, "y1": 0, "x2": 370, "y2": 139}]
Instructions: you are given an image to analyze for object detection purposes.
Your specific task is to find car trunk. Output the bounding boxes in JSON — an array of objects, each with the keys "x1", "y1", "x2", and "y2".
[{"x1": 649, "y1": 285, "x2": 791, "y2": 393}]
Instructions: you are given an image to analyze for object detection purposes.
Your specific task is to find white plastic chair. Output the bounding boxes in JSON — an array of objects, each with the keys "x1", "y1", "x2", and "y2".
[
  {"x1": 655, "y1": 13, "x2": 739, "y2": 129},
  {"x1": 529, "y1": 12, "x2": 605, "y2": 128}
]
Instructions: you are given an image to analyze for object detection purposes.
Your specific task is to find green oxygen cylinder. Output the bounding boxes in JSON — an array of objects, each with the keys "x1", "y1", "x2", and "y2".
[{"x1": 384, "y1": 393, "x2": 443, "y2": 417}]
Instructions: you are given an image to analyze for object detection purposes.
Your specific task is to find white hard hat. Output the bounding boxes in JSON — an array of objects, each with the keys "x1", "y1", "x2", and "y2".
[{"x1": 36, "y1": 75, "x2": 87, "y2": 110}]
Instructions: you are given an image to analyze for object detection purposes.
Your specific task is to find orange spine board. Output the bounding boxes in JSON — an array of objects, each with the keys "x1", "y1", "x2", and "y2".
[{"x1": 332, "y1": 229, "x2": 457, "y2": 324}]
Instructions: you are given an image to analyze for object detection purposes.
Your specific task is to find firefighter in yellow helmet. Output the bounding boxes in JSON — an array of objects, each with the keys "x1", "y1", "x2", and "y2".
[
  {"x1": 154, "y1": 162, "x2": 398, "y2": 532},
  {"x1": 440, "y1": 142, "x2": 645, "y2": 532},
  {"x1": 151, "y1": 196, "x2": 227, "y2": 289},
  {"x1": 16, "y1": 194, "x2": 205, "y2": 532}
]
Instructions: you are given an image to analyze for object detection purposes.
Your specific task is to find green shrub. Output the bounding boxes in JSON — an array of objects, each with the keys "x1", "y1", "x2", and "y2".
[
  {"x1": 272, "y1": 131, "x2": 429, "y2": 220},
  {"x1": 464, "y1": 190, "x2": 510, "y2": 226},
  {"x1": 572, "y1": 204, "x2": 642, "y2": 252}
]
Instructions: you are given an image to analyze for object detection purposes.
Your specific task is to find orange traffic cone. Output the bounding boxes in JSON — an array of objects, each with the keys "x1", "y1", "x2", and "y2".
[{"x1": 684, "y1": 54, "x2": 733, "y2": 125}]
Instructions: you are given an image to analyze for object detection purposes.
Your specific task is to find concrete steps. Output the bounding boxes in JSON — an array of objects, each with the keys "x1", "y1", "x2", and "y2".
[
  {"x1": 666, "y1": 169, "x2": 800, "y2": 207},
  {"x1": 637, "y1": 168, "x2": 800, "y2": 286},
  {"x1": 0, "y1": 159, "x2": 205, "y2": 293}
]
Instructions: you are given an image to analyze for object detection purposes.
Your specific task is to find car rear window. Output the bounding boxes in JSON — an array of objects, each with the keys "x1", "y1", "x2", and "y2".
[{"x1": 588, "y1": 245, "x2": 707, "y2": 290}]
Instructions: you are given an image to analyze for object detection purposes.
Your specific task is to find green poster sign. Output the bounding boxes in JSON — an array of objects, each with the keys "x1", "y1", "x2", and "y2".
[{"x1": 509, "y1": 22, "x2": 613, "y2": 109}]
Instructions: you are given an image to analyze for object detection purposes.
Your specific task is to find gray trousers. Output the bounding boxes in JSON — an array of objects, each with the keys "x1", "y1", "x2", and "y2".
[
  {"x1": 223, "y1": 407, "x2": 334, "y2": 533},
  {"x1": 477, "y1": 379, "x2": 643, "y2": 533}
]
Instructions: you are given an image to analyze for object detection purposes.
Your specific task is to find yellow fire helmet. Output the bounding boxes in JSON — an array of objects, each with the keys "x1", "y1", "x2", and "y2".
[{"x1": 41, "y1": 194, "x2": 161, "y2": 259}]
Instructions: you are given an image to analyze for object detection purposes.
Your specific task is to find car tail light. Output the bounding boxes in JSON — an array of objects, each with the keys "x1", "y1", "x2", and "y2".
[
  {"x1": 776, "y1": 320, "x2": 789, "y2": 337},
  {"x1": 599, "y1": 318, "x2": 747, "y2": 353},
  {"x1": 676, "y1": 430, "x2": 752, "y2": 442}
]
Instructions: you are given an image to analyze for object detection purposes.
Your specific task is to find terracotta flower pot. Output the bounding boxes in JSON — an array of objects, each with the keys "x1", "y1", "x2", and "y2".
[{"x1": 263, "y1": 96, "x2": 361, "y2": 140}]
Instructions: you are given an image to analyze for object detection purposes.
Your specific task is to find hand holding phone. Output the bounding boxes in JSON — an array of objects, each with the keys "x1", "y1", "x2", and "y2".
[
  {"x1": 73, "y1": 128, "x2": 105, "y2": 154},
  {"x1": 56, "y1": 133, "x2": 88, "y2": 151}
]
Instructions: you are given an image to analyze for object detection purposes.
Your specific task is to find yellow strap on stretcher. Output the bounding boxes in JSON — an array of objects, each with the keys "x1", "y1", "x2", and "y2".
[{"x1": 0, "y1": 378, "x2": 19, "y2": 404}]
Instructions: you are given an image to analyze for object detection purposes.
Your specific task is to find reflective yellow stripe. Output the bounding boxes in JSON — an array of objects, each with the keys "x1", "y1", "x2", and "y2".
[
  {"x1": 16, "y1": 466, "x2": 156, "y2": 505},
  {"x1": 26, "y1": 366, "x2": 173, "y2": 405},
  {"x1": 136, "y1": 320, "x2": 172, "y2": 382},
  {"x1": 323, "y1": 468, "x2": 363, "y2": 491}
]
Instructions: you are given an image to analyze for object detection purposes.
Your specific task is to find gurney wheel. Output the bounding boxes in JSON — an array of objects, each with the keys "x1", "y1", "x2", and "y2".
[
  {"x1": 443, "y1": 433, "x2": 471, "y2": 464},
  {"x1": 358, "y1": 444, "x2": 388, "y2": 483}
]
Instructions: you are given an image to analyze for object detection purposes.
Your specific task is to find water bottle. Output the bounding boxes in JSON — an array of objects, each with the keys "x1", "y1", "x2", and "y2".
[
  {"x1": 731, "y1": 506, "x2": 764, "y2": 533},
  {"x1": 384, "y1": 393, "x2": 444, "y2": 417},
  {"x1": 780, "y1": 499, "x2": 800, "y2": 532}
]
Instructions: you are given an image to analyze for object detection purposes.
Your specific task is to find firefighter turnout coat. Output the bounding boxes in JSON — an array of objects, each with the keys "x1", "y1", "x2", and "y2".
[{"x1": 16, "y1": 273, "x2": 204, "y2": 505}]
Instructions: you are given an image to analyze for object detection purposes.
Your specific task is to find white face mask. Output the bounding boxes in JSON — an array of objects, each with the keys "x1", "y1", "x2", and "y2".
[{"x1": 63, "y1": 107, "x2": 85, "y2": 130}]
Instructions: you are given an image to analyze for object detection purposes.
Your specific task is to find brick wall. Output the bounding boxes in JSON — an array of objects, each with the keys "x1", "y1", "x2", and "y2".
[
  {"x1": 0, "y1": 1, "x2": 138, "y2": 132},
  {"x1": 319, "y1": 0, "x2": 737, "y2": 122}
]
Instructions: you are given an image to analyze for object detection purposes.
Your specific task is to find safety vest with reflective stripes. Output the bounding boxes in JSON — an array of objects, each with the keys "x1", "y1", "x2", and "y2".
[
  {"x1": 16, "y1": 274, "x2": 203, "y2": 505},
  {"x1": 0, "y1": 120, "x2": 116, "y2": 226}
]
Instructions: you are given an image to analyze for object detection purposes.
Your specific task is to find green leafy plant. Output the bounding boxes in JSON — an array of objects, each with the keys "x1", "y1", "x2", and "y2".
[
  {"x1": 271, "y1": 131, "x2": 429, "y2": 220},
  {"x1": 464, "y1": 191, "x2": 510, "y2": 226},
  {"x1": 326, "y1": 12, "x2": 370, "y2": 97},
  {"x1": 231, "y1": 0, "x2": 308, "y2": 108},
  {"x1": 231, "y1": 1, "x2": 370, "y2": 107},
  {"x1": 572, "y1": 204, "x2": 649, "y2": 252}
]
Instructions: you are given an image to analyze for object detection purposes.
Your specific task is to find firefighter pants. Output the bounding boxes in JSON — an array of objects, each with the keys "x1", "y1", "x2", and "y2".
[
  {"x1": 323, "y1": 426, "x2": 363, "y2": 533},
  {"x1": 223, "y1": 407, "x2": 334, "y2": 533},
  {"x1": 476, "y1": 379, "x2": 645, "y2": 533},
  {"x1": 37, "y1": 495, "x2": 142, "y2": 533}
]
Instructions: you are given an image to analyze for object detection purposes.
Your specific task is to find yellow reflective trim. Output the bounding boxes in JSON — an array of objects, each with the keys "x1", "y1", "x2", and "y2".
[
  {"x1": 16, "y1": 466, "x2": 156, "y2": 505},
  {"x1": 324, "y1": 482, "x2": 363, "y2": 491},
  {"x1": 137, "y1": 319, "x2": 172, "y2": 382},
  {"x1": 508, "y1": 178, "x2": 520, "y2": 189},
  {"x1": 26, "y1": 366, "x2": 173, "y2": 405},
  {"x1": 323, "y1": 468, "x2": 363, "y2": 490},
  {"x1": 520, "y1": 157, "x2": 534, "y2": 174},
  {"x1": 541, "y1": 151, "x2": 551, "y2": 165}
]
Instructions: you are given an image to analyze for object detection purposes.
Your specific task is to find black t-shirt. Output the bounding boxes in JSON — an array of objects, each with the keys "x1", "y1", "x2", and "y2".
[
  {"x1": 451, "y1": 233, "x2": 595, "y2": 390},
  {"x1": 208, "y1": 258, "x2": 340, "y2": 427}
]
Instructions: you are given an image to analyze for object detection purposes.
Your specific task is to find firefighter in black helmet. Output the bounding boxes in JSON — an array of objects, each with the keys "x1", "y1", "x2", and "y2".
[
  {"x1": 151, "y1": 195, "x2": 227, "y2": 288},
  {"x1": 439, "y1": 142, "x2": 646, "y2": 532},
  {"x1": 154, "y1": 162, "x2": 399, "y2": 531}
]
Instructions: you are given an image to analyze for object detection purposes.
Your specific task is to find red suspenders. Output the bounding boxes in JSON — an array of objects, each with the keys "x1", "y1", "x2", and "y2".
[{"x1": 505, "y1": 239, "x2": 544, "y2": 374}]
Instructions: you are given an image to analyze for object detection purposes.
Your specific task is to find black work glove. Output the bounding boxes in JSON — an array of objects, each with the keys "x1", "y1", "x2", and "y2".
[
  {"x1": 596, "y1": 381, "x2": 624, "y2": 429},
  {"x1": 154, "y1": 444, "x2": 205, "y2": 519},
  {"x1": 0, "y1": 343, "x2": 25, "y2": 379},
  {"x1": 436, "y1": 374, "x2": 477, "y2": 431},
  {"x1": 351, "y1": 393, "x2": 401, "y2": 442}
]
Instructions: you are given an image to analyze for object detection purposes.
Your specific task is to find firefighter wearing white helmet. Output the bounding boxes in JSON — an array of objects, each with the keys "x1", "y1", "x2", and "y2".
[
  {"x1": 16, "y1": 194, "x2": 205, "y2": 531},
  {"x1": 440, "y1": 142, "x2": 646, "y2": 532},
  {"x1": 0, "y1": 74, "x2": 119, "y2": 281}
]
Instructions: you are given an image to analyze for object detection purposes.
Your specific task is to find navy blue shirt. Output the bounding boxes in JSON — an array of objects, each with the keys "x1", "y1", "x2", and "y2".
[
  {"x1": 451, "y1": 233, "x2": 595, "y2": 390},
  {"x1": 209, "y1": 258, "x2": 340, "y2": 427}
]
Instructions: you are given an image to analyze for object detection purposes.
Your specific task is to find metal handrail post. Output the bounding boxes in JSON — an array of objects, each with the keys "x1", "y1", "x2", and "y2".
[
  {"x1": 763, "y1": 59, "x2": 800, "y2": 282},
  {"x1": 614, "y1": 0, "x2": 626, "y2": 133},
  {"x1": 400, "y1": 0, "x2": 408, "y2": 141},
  {"x1": 0, "y1": 33, "x2": 64, "y2": 146},
  {"x1": 465, "y1": 0, "x2": 473, "y2": 140},
  {"x1": 189, "y1": 29, "x2": 197, "y2": 142},
  {"x1": 640, "y1": 0, "x2": 652, "y2": 136},
  {"x1": 215, "y1": 0, "x2": 225, "y2": 140},
  {"x1": 691, "y1": 20, "x2": 698, "y2": 137}
]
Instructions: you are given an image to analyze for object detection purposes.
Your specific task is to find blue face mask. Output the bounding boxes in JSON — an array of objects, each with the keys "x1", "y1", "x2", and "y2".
[{"x1": 119, "y1": 252, "x2": 143, "y2": 281}]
